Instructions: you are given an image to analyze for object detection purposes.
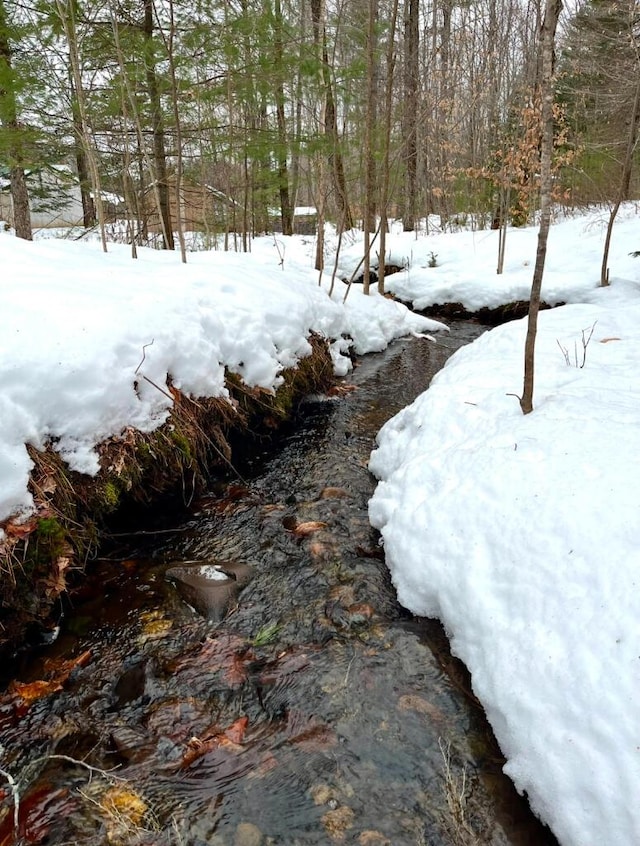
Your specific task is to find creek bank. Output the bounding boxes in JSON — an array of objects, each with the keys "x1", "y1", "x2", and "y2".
[
  {"x1": 418, "y1": 299, "x2": 561, "y2": 324},
  {"x1": 345, "y1": 265, "x2": 562, "y2": 325},
  {"x1": 0, "y1": 326, "x2": 558, "y2": 845},
  {"x1": 0, "y1": 335, "x2": 337, "y2": 660}
]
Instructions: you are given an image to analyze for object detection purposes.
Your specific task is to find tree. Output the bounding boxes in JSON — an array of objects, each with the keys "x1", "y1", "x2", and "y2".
[
  {"x1": 560, "y1": 0, "x2": 640, "y2": 205},
  {"x1": 401, "y1": 0, "x2": 419, "y2": 232},
  {"x1": 520, "y1": 0, "x2": 562, "y2": 415},
  {"x1": 143, "y1": 0, "x2": 173, "y2": 250},
  {"x1": 0, "y1": 0, "x2": 32, "y2": 240}
]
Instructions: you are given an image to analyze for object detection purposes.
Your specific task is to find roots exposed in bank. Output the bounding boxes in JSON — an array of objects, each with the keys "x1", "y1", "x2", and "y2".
[{"x1": 0, "y1": 334, "x2": 336, "y2": 655}]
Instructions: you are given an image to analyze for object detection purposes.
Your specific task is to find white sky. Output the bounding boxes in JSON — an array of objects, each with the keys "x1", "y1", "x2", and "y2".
[{"x1": 1, "y1": 204, "x2": 639, "y2": 845}]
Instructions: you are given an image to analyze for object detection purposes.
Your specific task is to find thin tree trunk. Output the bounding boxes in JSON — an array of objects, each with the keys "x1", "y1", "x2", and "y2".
[
  {"x1": 362, "y1": 0, "x2": 378, "y2": 294},
  {"x1": 600, "y1": 71, "x2": 640, "y2": 286},
  {"x1": 402, "y1": 0, "x2": 419, "y2": 232},
  {"x1": 520, "y1": 0, "x2": 562, "y2": 415},
  {"x1": 310, "y1": 0, "x2": 353, "y2": 232},
  {"x1": 274, "y1": 0, "x2": 293, "y2": 235},
  {"x1": 69, "y1": 70, "x2": 94, "y2": 228},
  {"x1": 156, "y1": 0, "x2": 186, "y2": 261},
  {"x1": 55, "y1": 0, "x2": 107, "y2": 252},
  {"x1": 378, "y1": 0, "x2": 400, "y2": 294},
  {"x1": 143, "y1": 0, "x2": 173, "y2": 250}
]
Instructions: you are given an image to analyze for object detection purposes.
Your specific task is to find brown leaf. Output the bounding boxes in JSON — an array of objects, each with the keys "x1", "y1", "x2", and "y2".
[
  {"x1": 326, "y1": 383, "x2": 357, "y2": 397},
  {"x1": 9, "y1": 679, "x2": 63, "y2": 704},
  {"x1": 223, "y1": 715, "x2": 249, "y2": 745},
  {"x1": 284, "y1": 711, "x2": 336, "y2": 751},
  {"x1": 292, "y1": 521, "x2": 328, "y2": 536},
  {"x1": 320, "y1": 487, "x2": 350, "y2": 499},
  {"x1": 180, "y1": 716, "x2": 249, "y2": 769},
  {"x1": 397, "y1": 693, "x2": 447, "y2": 724},
  {"x1": 9, "y1": 650, "x2": 92, "y2": 706},
  {"x1": 3, "y1": 517, "x2": 39, "y2": 539}
]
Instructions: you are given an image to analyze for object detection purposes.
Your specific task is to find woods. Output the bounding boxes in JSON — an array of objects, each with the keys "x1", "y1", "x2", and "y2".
[{"x1": 0, "y1": 0, "x2": 637, "y2": 251}]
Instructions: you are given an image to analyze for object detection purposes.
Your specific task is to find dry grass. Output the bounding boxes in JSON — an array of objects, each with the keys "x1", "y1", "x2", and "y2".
[
  {"x1": 0, "y1": 335, "x2": 336, "y2": 655},
  {"x1": 439, "y1": 738, "x2": 482, "y2": 846}
]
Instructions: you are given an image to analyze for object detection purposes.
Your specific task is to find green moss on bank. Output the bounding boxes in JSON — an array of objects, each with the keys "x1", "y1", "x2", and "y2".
[{"x1": 0, "y1": 334, "x2": 336, "y2": 655}]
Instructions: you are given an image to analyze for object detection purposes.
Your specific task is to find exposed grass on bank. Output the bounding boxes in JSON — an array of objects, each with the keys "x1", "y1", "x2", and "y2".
[{"x1": 0, "y1": 335, "x2": 335, "y2": 655}]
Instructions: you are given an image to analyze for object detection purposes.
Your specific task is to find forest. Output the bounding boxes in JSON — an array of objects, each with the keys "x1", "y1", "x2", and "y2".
[{"x1": 0, "y1": 0, "x2": 639, "y2": 259}]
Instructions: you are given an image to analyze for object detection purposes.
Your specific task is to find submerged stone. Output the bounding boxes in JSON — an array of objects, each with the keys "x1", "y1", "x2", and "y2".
[{"x1": 165, "y1": 561, "x2": 253, "y2": 621}]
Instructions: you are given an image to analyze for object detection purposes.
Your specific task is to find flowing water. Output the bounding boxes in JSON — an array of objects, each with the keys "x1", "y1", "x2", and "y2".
[{"x1": 0, "y1": 324, "x2": 559, "y2": 846}]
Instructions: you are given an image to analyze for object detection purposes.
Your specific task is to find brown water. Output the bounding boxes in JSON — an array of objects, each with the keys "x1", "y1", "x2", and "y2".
[{"x1": 0, "y1": 324, "x2": 559, "y2": 846}]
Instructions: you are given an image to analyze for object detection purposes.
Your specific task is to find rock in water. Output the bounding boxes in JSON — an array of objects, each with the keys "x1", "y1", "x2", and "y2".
[{"x1": 165, "y1": 562, "x2": 249, "y2": 621}]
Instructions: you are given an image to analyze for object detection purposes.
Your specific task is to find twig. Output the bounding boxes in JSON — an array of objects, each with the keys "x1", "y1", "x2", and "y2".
[{"x1": 0, "y1": 765, "x2": 20, "y2": 836}]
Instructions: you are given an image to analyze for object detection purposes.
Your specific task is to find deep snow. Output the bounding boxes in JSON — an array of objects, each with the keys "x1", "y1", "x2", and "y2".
[{"x1": 1, "y1": 204, "x2": 639, "y2": 845}]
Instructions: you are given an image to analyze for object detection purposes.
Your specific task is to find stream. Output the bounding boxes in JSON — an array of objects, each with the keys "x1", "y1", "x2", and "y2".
[{"x1": 0, "y1": 322, "x2": 558, "y2": 846}]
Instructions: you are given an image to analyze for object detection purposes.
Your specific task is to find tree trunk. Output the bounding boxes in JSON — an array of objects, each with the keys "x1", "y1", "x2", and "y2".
[
  {"x1": 362, "y1": 0, "x2": 378, "y2": 294},
  {"x1": 69, "y1": 70, "x2": 95, "y2": 228},
  {"x1": 402, "y1": 0, "x2": 419, "y2": 232},
  {"x1": 274, "y1": 0, "x2": 293, "y2": 236},
  {"x1": 9, "y1": 166, "x2": 31, "y2": 240},
  {"x1": 599, "y1": 70, "x2": 640, "y2": 286},
  {"x1": 157, "y1": 0, "x2": 186, "y2": 261},
  {"x1": 311, "y1": 0, "x2": 353, "y2": 232},
  {"x1": 143, "y1": 0, "x2": 173, "y2": 250},
  {"x1": 55, "y1": 1, "x2": 107, "y2": 252},
  {"x1": 520, "y1": 0, "x2": 562, "y2": 415},
  {"x1": 378, "y1": 0, "x2": 400, "y2": 294},
  {"x1": 0, "y1": 1, "x2": 32, "y2": 240}
]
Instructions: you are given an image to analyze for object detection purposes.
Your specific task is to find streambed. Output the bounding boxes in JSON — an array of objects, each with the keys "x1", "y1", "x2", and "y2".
[{"x1": 0, "y1": 323, "x2": 558, "y2": 846}]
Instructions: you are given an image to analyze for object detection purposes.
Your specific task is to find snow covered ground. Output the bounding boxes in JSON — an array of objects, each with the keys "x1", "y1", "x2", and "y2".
[
  {"x1": 368, "y1": 206, "x2": 640, "y2": 846},
  {"x1": 1, "y1": 204, "x2": 639, "y2": 845},
  {"x1": 0, "y1": 232, "x2": 443, "y2": 526}
]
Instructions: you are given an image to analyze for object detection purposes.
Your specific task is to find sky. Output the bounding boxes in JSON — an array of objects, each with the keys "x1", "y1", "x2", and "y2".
[{"x1": 1, "y1": 205, "x2": 639, "y2": 846}]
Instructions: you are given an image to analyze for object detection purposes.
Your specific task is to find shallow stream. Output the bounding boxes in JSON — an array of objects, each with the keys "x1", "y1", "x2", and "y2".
[{"x1": 0, "y1": 323, "x2": 558, "y2": 846}]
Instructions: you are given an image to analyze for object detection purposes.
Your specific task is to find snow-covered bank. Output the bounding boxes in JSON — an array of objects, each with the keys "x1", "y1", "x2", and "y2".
[
  {"x1": 0, "y1": 234, "x2": 444, "y2": 529},
  {"x1": 336, "y1": 205, "x2": 640, "y2": 312},
  {"x1": 368, "y1": 211, "x2": 640, "y2": 845}
]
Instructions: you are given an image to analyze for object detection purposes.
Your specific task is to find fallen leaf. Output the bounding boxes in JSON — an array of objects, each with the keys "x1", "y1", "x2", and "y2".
[
  {"x1": 398, "y1": 693, "x2": 447, "y2": 723},
  {"x1": 3, "y1": 517, "x2": 39, "y2": 539},
  {"x1": 320, "y1": 487, "x2": 350, "y2": 499},
  {"x1": 326, "y1": 384, "x2": 358, "y2": 397},
  {"x1": 179, "y1": 716, "x2": 249, "y2": 768},
  {"x1": 9, "y1": 679, "x2": 63, "y2": 704},
  {"x1": 600, "y1": 337, "x2": 621, "y2": 343},
  {"x1": 223, "y1": 715, "x2": 249, "y2": 744},
  {"x1": 292, "y1": 521, "x2": 328, "y2": 536}
]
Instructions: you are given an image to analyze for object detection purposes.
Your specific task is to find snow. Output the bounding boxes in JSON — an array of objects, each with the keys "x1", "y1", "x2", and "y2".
[
  {"x1": 367, "y1": 206, "x2": 640, "y2": 846},
  {"x1": 1, "y1": 204, "x2": 640, "y2": 845},
  {"x1": 0, "y1": 230, "x2": 443, "y2": 524}
]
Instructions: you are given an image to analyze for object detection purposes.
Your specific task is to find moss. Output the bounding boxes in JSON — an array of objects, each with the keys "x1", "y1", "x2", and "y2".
[
  {"x1": 102, "y1": 480, "x2": 121, "y2": 511},
  {"x1": 34, "y1": 516, "x2": 67, "y2": 560},
  {"x1": 170, "y1": 429, "x2": 193, "y2": 462},
  {"x1": 0, "y1": 333, "x2": 338, "y2": 658}
]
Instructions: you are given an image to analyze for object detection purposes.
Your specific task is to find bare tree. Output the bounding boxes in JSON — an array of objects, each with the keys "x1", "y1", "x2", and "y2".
[
  {"x1": 520, "y1": 0, "x2": 562, "y2": 415},
  {"x1": 362, "y1": 0, "x2": 378, "y2": 294},
  {"x1": 401, "y1": 0, "x2": 419, "y2": 232}
]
